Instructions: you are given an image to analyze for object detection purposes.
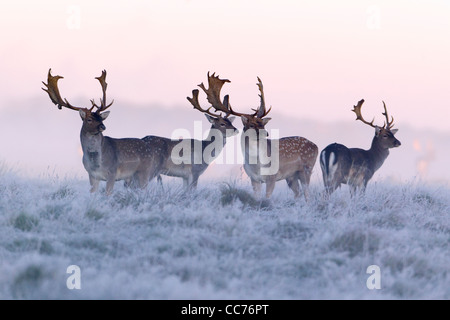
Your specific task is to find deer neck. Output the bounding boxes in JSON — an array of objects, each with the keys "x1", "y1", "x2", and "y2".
[
  {"x1": 80, "y1": 128, "x2": 105, "y2": 154},
  {"x1": 205, "y1": 126, "x2": 227, "y2": 145},
  {"x1": 201, "y1": 126, "x2": 227, "y2": 160},
  {"x1": 241, "y1": 131, "x2": 269, "y2": 166},
  {"x1": 368, "y1": 136, "x2": 390, "y2": 171}
]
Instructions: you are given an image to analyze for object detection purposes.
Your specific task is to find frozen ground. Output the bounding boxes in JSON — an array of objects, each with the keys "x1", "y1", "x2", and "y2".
[{"x1": 0, "y1": 167, "x2": 448, "y2": 299}]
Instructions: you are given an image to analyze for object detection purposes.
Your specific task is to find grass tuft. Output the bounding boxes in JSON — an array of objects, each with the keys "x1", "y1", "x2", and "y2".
[
  {"x1": 13, "y1": 212, "x2": 39, "y2": 232},
  {"x1": 220, "y1": 183, "x2": 271, "y2": 209}
]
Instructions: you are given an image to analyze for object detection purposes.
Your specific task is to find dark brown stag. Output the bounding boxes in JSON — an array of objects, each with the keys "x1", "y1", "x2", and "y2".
[{"x1": 320, "y1": 99, "x2": 401, "y2": 195}]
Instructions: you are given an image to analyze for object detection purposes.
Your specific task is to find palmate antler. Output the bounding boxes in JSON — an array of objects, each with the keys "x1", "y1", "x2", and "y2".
[
  {"x1": 90, "y1": 70, "x2": 114, "y2": 113},
  {"x1": 187, "y1": 72, "x2": 272, "y2": 120},
  {"x1": 187, "y1": 89, "x2": 222, "y2": 118},
  {"x1": 352, "y1": 99, "x2": 395, "y2": 130},
  {"x1": 42, "y1": 69, "x2": 113, "y2": 114},
  {"x1": 187, "y1": 72, "x2": 233, "y2": 118},
  {"x1": 42, "y1": 69, "x2": 85, "y2": 111}
]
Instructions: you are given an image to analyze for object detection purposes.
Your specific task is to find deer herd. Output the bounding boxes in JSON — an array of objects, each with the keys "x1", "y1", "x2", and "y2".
[{"x1": 42, "y1": 69, "x2": 401, "y2": 200}]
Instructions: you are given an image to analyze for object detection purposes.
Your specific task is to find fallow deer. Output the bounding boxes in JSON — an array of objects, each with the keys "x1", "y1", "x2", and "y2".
[
  {"x1": 141, "y1": 72, "x2": 239, "y2": 188},
  {"x1": 42, "y1": 69, "x2": 161, "y2": 195},
  {"x1": 226, "y1": 77, "x2": 318, "y2": 200},
  {"x1": 320, "y1": 99, "x2": 401, "y2": 195}
]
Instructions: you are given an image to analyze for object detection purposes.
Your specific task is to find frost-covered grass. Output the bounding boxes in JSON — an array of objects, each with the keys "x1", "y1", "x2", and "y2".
[{"x1": 0, "y1": 170, "x2": 448, "y2": 300}]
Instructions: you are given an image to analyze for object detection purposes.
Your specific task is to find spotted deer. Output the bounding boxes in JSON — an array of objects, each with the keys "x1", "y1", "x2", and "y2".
[
  {"x1": 225, "y1": 77, "x2": 318, "y2": 200},
  {"x1": 141, "y1": 72, "x2": 239, "y2": 188},
  {"x1": 42, "y1": 69, "x2": 161, "y2": 195},
  {"x1": 320, "y1": 99, "x2": 401, "y2": 195}
]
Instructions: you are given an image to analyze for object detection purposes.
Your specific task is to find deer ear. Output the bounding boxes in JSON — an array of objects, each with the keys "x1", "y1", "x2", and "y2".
[
  {"x1": 100, "y1": 111, "x2": 110, "y2": 120},
  {"x1": 374, "y1": 126, "x2": 382, "y2": 136},
  {"x1": 262, "y1": 118, "x2": 272, "y2": 126},
  {"x1": 204, "y1": 114, "x2": 216, "y2": 124},
  {"x1": 79, "y1": 109, "x2": 87, "y2": 120},
  {"x1": 390, "y1": 128, "x2": 399, "y2": 135},
  {"x1": 241, "y1": 115, "x2": 248, "y2": 125}
]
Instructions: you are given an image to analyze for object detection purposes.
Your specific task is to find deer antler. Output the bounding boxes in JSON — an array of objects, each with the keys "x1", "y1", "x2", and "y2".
[
  {"x1": 352, "y1": 99, "x2": 377, "y2": 128},
  {"x1": 195, "y1": 72, "x2": 233, "y2": 117},
  {"x1": 382, "y1": 101, "x2": 395, "y2": 130},
  {"x1": 187, "y1": 89, "x2": 225, "y2": 118},
  {"x1": 187, "y1": 72, "x2": 234, "y2": 118},
  {"x1": 254, "y1": 77, "x2": 271, "y2": 118},
  {"x1": 227, "y1": 76, "x2": 271, "y2": 119},
  {"x1": 228, "y1": 102, "x2": 256, "y2": 118},
  {"x1": 42, "y1": 69, "x2": 84, "y2": 111},
  {"x1": 90, "y1": 70, "x2": 114, "y2": 113},
  {"x1": 352, "y1": 99, "x2": 396, "y2": 130},
  {"x1": 190, "y1": 73, "x2": 272, "y2": 119}
]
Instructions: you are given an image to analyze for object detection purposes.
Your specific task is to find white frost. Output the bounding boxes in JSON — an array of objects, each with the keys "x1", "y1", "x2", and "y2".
[{"x1": 0, "y1": 169, "x2": 448, "y2": 299}]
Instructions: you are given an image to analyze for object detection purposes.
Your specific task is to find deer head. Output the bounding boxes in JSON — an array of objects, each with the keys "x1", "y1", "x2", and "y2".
[
  {"x1": 42, "y1": 69, "x2": 114, "y2": 135},
  {"x1": 221, "y1": 77, "x2": 272, "y2": 139},
  {"x1": 187, "y1": 72, "x2": 239, "y2": 138},
  {"x1": 352, "y1": 99, "x2": 401, "y2": 149}
]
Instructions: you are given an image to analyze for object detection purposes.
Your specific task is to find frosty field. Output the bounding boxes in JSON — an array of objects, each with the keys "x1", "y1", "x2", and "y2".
[{"x1": 0, "y1": 168, "x2": 448, "y2": 300}]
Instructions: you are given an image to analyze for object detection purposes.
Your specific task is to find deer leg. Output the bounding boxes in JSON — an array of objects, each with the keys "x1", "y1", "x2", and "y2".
[
  {"x1": 89, "y1": 174, "x2": 100, "y2": 193},
  {"x1": 124, "y1": 175, "x2": 140, "y2": 189},
  {"x1": 349, "y1": 184, "x2": 358, "y2": 197},
  {"x1": 361, "y1": 177, "x2": 370, "y2": 193},
  {"x1": 135, "y1": 171, "x2": 150, "y2": 190},
  {"x1": 251, "y1": 179, "x2": 262, "y2": 198},
  {"x1": 348, "y1": 177, "x2": 363, "y2": 196},
  {"x1": 298, "y1": 170, "x2": 311, "y2": 201},
  {"x1": 350, "y1": 182, "x2": 367, "y2": 196},
  {"x1": 105, "y1": 174, "x2": 116, "y2": 196},
  {"x1": 191, "y1": 176, "x2": 199, "y2": 189},
  {"x1": 321, "y1": 170, "x2": 331, "y2": 195},
  {"x1": 183, "y1": 175, "x2": 195, "y2": 189},
  {"x1": 144, "y1": 164, "x2": 160, "y2": 187},
  {"x1": 322, "y1": 169, "x2": 340, "y2": 196},
  {"x1": 322, "y1": 174, "x2": 341, "y2": 197},
  {"x1": 348, "y1": 172, "x2": 365, "y2": 196},
  {"x1": 265, "y1": 178, "x2": 276, "y2": 199},
  {"x1": 286, "y1": 177, "x2": 300, "y2": 198},
  {"x1": 186, "y1": 170, "x2": 200, "y2": 190}
]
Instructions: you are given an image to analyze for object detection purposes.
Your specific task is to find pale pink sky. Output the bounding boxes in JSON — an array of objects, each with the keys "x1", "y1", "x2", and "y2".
[
  {"x1": 1, "y1": 0, "x2": 449, "y2": 130},
  {"x1": 0, "y1": 0, "x2": 449, "y2": 180}
]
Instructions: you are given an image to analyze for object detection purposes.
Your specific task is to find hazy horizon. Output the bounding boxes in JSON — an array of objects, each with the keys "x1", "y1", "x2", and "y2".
[
  {"x1": 1, "y1": 1, "x2": 450, "y2": 131},
  {"x1": 1, "y1": 0, "x2": 449, "y2": 185},
  {"x1": 1, "y1": 97, "x2": 447, "y2": 185}
]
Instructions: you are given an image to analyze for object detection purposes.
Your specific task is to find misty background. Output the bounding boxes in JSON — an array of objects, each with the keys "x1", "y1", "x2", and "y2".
[
  {"x1": 0, "y1": 94, "x2": 447, "y2": 185},
  {"x1": 0, "y1": 0, "x2": 449, "y2": 186}
]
